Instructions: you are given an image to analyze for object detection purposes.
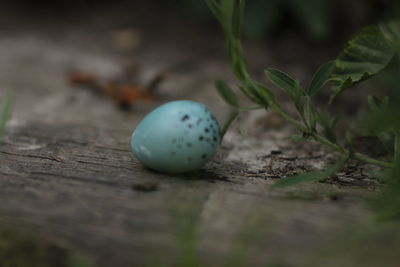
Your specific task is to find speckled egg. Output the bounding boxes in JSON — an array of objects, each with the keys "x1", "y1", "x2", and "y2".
[{"x1": 131, "y1": 100, "x2": 220, "y2": 174}]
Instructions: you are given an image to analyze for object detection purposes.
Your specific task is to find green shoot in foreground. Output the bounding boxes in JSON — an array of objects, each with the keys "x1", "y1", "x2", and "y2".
[{"x1": 0, "y1": 89, "x2": 14, "y2": 144}]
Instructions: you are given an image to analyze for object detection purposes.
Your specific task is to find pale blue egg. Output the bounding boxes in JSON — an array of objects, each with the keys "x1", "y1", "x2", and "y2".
[{"x1": 131, "y1": 100, "x2": 220, "y2": 174}]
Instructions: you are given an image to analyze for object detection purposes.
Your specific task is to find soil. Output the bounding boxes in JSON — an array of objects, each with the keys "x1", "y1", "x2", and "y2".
[{"x1": 0, "y1": 4, "x2": 399, "y2": 267}]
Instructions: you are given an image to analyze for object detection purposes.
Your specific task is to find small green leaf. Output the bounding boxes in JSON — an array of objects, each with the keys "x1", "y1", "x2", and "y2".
[
  {"x1": 265, "y1": 68, "x2": 302, "y2": 100},
  {"x1": 330, "y1": 26, "x2": 395, "y2": 101},
  {"x1": 308, "y1": 60, "x2": 335, "y2": 96},
  {"x1": 290, "y1": 134, "x2": 307, "y2": 142},
  {"x1": 272, "y1": 157, "x2": 348, "y2": 188},
  {"x1": 272, "y1": 171, "x2": 326, "y2": 188},
  {"x1": 215, "y1": 79, "x2": 240, "y2": 107}
]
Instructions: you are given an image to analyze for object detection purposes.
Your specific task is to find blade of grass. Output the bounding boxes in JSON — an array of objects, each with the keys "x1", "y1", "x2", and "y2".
[{"x1": 0, "y1": 89, "x2": 14, "y2": 144}]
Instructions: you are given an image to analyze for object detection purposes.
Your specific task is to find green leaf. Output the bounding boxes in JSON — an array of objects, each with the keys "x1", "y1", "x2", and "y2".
[
  {"x1": 380, "y1": 21, "x2": 400, "y2": 54},
  {"x1": 272, "y1": 171, "x2": 326, "y2": 188},
  {"x1": 272, "y1": 157, "x2": 348, "y2": 188},
  {"x1": 0, "y1": 89, "x2": 14, "y2": 144},
  {"x1": 308, "y1": 60, "x2": 335, "y2": 96},
  {"x1": 330, "y1": 26, "x2": 395, "y2": 101},
  {"x1": 215, "y1": 79, "x2": 240, "y2": 107},
  {"x1": 265, "y1": 68, "x2": 302, "y2": 100}
]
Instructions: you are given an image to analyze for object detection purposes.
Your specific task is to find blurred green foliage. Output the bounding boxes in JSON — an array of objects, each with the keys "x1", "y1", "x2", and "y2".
[
  {"x1": 6, "y1": 0, "x2": 399, "y2": 41},
  {"x1": 179, "y1": 0, "x2": 399, "y2": 41},
  {"x1": 0, "y1": 227, "x2": 93, "y2": 267},
  {"x1": 0, "y1": 89, "x2": 13, "y2": 144}
]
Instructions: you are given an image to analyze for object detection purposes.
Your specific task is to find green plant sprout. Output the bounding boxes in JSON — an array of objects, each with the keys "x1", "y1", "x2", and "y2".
[
  {"x1": 0, "y1": 89, "x2": 14, "y2": 144},
  {"x1": 206, "y1": 0, "x2": 400, "y2": 188}
]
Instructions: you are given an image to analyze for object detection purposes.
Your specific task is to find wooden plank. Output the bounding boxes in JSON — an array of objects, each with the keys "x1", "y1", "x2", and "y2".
[{"x1": 0, "y1": 122, "x2": 384, "y2": 267}]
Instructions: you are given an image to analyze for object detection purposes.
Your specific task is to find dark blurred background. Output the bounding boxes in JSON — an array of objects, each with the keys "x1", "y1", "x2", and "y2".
[
  {"x1": 0, "y1": 0, "x2": 399, "y2": 123},
  {"x1": 1, "y1": 0, "x2": 399, "y2": 42}
]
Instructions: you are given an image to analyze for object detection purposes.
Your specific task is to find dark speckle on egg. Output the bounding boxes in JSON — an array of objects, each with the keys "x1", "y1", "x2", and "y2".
[
  {"x1": 186, "y1": 142, "x2": 192, "y2": 147},
  {"x1": 199, "y1": 136, "x2": 204, "y2": 141},
  {"x1": 196, "y1": 118, "x2": 203, "y2": 125},
  {"x1": 188, "y1": 124, "x2": 193, "y2": 128},
  {"x1": 181, "y1": 114, "x2": 190, "y2": 121}
]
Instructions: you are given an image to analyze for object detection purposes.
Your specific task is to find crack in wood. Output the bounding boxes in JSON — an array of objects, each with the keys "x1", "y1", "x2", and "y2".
[
  {"x1": 29, "y1": 171, "x2": 122, "y2": 187},
  {"x1": 74, "y1": 160, "x2": 136, "y2": 171},
  {"x1": 0, "y1": 150, "x2": 64, "y2": 163}
]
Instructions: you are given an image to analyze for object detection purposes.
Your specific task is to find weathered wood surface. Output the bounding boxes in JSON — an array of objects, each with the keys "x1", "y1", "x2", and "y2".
[{"x1": 0, "y1": 121, "x2": 384, "y2": 267}]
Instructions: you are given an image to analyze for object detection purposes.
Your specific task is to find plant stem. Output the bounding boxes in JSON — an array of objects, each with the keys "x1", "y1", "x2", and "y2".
[
  {"x1": 238, "y1": 105, "x2": 264, "y2": 112},
  {"x1": 270, "y1": 103, "x2": 395, "y2": 168},
  {"x1": 354, "y1": 153, "x2": 395, "y2": 168},
  {"x1": 209, "y1": 0, "x2": 395, "y2": 170},
  {"x1": 220, "y1": 110, "x2": 240, "y2": 141},
  {"x1": 270, "y1": 104, "x2": 308, "y2": 132}
]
